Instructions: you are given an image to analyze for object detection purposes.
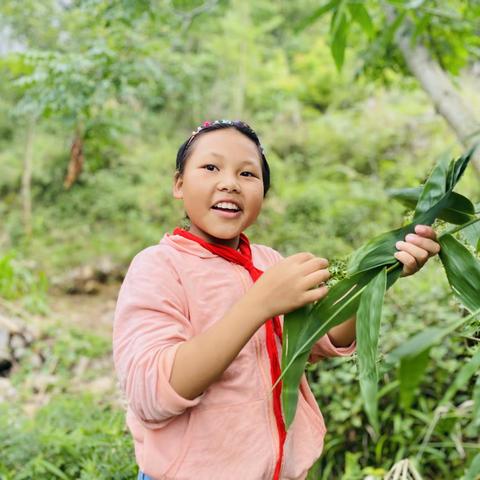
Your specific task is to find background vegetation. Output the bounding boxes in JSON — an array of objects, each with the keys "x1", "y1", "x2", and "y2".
[{"x1": 0, "y1": 1, "x2": 479, "y2": 479}]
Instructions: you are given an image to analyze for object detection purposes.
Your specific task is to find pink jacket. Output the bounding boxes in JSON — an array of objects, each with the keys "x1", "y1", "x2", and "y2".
[{"x1": 113, "y1": 232, "x2": 356, "y2": 480}]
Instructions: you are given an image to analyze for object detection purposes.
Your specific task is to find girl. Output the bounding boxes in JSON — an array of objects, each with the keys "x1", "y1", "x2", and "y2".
[{"x1": 113, "y1": 119, "x2": 441, "y2": 480}]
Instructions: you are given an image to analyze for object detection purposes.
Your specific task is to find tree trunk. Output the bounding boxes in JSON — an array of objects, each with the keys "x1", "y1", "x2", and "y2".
[
  {"x1": 390, "y1": 10, "x2": 480, "y2": 175},
  {"x1": 64, "y1": 127, "x2": 84, "y2": 189},
  {"x1": 21, "y1": 119, "x2": 34, "y2": 236}
]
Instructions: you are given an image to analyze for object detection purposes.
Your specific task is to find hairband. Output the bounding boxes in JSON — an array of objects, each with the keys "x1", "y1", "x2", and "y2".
[{"x1": 185, "y1": 119, "x2": 265, "y2": 154}]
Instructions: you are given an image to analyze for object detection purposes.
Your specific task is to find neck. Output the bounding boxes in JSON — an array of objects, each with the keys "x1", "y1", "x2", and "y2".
[{"x1": 185, "y1": 225, "x2": 240, "y2": 250}]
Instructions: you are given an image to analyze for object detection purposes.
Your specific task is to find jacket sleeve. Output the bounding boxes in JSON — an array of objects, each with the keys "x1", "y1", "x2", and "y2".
[
  {"x1": 265, "y1": 246, "x2": 356, "y2": 364},
  {"x1": 112, "y1": 246, "x2": 205, "y2": 429}
]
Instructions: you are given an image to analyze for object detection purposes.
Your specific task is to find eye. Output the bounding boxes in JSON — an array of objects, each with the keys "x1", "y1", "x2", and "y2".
[
  {"x1": 241, "y1": 171, "x2": 256, "y2": 177},
  {"x1": 203, "y1": 164, "x2": 218, "y2": 172}
]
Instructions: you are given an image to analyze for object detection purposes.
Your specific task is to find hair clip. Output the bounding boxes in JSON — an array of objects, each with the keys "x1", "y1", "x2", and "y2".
[{"x1": 186, "y1": 119, "x2": 265, "y2": 155}]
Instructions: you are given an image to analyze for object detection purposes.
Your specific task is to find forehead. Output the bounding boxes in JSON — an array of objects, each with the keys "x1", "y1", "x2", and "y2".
[{"x1": 189, "y1": 128, "x2": 262, "y2": 166}]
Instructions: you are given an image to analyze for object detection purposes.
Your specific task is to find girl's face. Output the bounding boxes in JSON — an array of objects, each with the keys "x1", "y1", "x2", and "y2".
[{"x1": 173, "y1": 128, "x2": 265, "y2": 249}]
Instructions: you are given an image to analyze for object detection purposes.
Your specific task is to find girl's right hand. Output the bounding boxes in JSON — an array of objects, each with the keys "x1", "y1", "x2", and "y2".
[{"x1": 247, "y1": 252, "x2": 330, "y2": 320}]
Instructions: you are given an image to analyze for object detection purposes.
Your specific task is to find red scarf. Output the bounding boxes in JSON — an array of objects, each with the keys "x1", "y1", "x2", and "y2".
[{"x1": 173, "y1": 227, "x2": 286, "y2": 480}]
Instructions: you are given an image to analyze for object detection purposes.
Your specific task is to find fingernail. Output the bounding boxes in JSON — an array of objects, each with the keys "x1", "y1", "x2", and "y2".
[
  {"x1": 395, "y1": 241, "x2": 403, "y2": 249},
  {"x1": 405, "y1": 234, "x2": 415, "y2": 241},
  {"x1": 415, "y1": 225, "x2": 426, "y2": 233}
]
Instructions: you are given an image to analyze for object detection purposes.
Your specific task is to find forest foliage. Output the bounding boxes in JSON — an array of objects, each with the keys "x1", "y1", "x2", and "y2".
[{"x1": 0, "y1": 1, "x2": 479, "y2": 479}]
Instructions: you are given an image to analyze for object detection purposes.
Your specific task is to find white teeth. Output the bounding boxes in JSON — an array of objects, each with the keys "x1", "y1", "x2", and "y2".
[{"x1": 213, "y1": 202, "x2": 240, "y2": 210}]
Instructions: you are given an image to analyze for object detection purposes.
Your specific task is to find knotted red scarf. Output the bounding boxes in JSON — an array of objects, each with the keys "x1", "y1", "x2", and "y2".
[{"x1": 173, "y1": 227, "x2": 286, "y2": 480}]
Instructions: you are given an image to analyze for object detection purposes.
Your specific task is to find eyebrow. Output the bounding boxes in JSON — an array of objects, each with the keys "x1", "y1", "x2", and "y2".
[{"x1": 205, "y1": 152, "x2": 261, "y2": 169}]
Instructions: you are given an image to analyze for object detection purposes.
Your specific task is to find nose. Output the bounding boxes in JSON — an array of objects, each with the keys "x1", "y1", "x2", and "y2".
[{"x1": 217, "y1": 172, "x2": 241, "y2": 193}]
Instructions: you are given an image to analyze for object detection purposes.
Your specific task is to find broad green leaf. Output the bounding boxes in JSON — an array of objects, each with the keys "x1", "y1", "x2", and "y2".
[
  {"x1": 279, "y1": 266, "x2": 402, "y2": 428},
  {"x1": 438, "y1": 234, "x2": 480, "y2": 313},
  {"x1": 398, "y1": 348, "x2": 431, "y2": 409},
  {"x1": 356, "y1": 267, "x2": 386, "y2": 432},
  {"x1": 440, "y1": 347, "x2": 480, "y2": 405},
  {"x1": 348, "y1": 150, "x2": 474, "y2": 274},
  {"x1": 446, "y1": 146, "x2": 476, "y2": 191},
  {"x1": 465, "y1": 453, "x2": 480, "y2": 480},
  {"x1": 348, "y1": 3, "x2": 374, "y2": 38},
  {"x1": 413, "y1": 152, "x2": 450, "y2": 220},
  {"x1": 388, "y1": 187, "x2": 475, "y2": 225},
  {"x1": 280, "y1": 305, "x2": 312, "y2": 429},
  {"x1": 279, "y1": 267, "x2": 381, "y2": 428}
]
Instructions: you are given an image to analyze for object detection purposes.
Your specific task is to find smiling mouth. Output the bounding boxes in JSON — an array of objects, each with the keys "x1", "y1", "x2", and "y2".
[{"x1": 211, "y1": 206, "x2": 242, "y2": 213}]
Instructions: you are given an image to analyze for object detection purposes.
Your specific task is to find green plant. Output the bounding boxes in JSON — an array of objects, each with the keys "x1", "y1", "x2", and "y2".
[{"x1": 277, "y1": 147, "x2": 480, "y2": 433}]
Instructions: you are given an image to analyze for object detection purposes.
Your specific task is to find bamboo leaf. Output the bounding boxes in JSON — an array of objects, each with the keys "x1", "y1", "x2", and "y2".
[
  {"x1": 280, "y1": 305, "x2": 312, "y2": 428},
  {"x1": 348, "y1": 150, "x2": 475, "y2": 275},
  {"x1": 438, "y1": 234, "x2": 480, "y2": 313},
  {"x1": 330, "y1": 7, "x2": 349, "y2": 70},
  {"x1": 348, "y1": 3, "x2": 374, "y2": 38},
  {"x1": 413, "y1": 152, "x2": 450, "y2": 220},
  {"x1": 279, "y1": 266, "x2": 401, "y2": 428},
  {"x1": 446, "y1": 146, "x2": 477, "y2": 191},
  {"x1": 356, "y1": 267, "x2": 386, "y2": 432},
  {"x1": 293, "y1": 0, "x2": 340, "y2": 34},
  {"x1": 388, "y1": 188, "x2": 475, "y2": 225},
  {"x1": 440, "y1": 347, "x2": 480, "y2": 405}
]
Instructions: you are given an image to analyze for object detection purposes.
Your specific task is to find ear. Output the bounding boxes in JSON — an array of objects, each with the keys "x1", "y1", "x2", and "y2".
[{"x1": 173, "y1": 171, "x2": 184, "y2": 200}]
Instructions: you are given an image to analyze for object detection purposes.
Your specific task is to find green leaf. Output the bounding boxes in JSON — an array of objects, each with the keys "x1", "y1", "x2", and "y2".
[
  {"x1": 293, "y1": 0, "x2": 340, "y2": 33},
  {"x1": 388, "y1": 187, "x2": 475, "y2": 225},
  {"x1": 279, "y1": 266, "x2": 401, "y2": 428},
  {"x1": 398, "y1": 348, "x2": 431, "y2": 409},
  {"x1": 386, "y1": 308, "x2": 480, "y2": 409},
  {"x1": 438, "y1": 234, "x2": 480, "y2": 313},
  {"x1": 280, "y1": 304, "x2": 312, "y2": 428},
  {"x1": 348, "y1": 150, "x2": 475, "y2": 274},
  {"x1": 356, "y1": 267, "x2": 386, "y2": 432},
  {"x1": 279, "y1": 267, "x2": 381, "y2": 428},
  {"x1": 348, "y1": 3, "x2": 374, "y2": 38},
  {"x1": 440, "y1": 347, "x2": 480, "y2": 405},
  {"x1": 413, "y1": 152, "x2": 450, "y2": 220},
  {"x1": 330, "y1": 8, "x2": 349, "y2": 71},
  {"x1": 446, "y1": 146, "x2": 476, "y2": 191},
  {"x1": 465, "y1": 453, "x2": 480, "y2": 480},
  {"x1": 474, "y1": 375, "x2": 480, "y2": 427}
]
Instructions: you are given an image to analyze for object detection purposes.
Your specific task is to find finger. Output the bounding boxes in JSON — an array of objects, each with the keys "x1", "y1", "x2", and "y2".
[
  {"x1": 303, "y1": 268, "x2": 331, "y2": 288},
  {"x1": 394, "y1": 250, "x2": 418, "y2": 276},
  {"x1": 293, "y1": 252, "x2": 316, "y2": 263},
  {"x1": 414, "y1": 224, "x2": 437, "y2": 240},
  {"x1": 404, "y1": 233, "x2": 441, "y2": 256},
  {"x1": 303, "y1": 285, "x2": 329, "y2": 304},
  {"x1": 396, "y1": 240, "x2": 429, "y2": 266},
  {"x1": 302, "y1": 256, "x2": 329, "y2": 272}
]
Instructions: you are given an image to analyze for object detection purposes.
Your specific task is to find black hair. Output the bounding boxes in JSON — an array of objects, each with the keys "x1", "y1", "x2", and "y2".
[{"x1": 175, "y1": 120, "x2": 271, "y2": 197}]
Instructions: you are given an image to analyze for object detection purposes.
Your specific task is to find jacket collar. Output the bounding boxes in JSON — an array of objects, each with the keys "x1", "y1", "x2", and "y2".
[{"x1": 160, "y1": 231, "x2": 240, "y2": 259}]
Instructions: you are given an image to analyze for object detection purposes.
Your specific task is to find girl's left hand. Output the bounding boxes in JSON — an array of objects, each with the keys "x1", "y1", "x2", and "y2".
[{"x1": 394, "y1": 224, "x2": 441, "y2": 277}]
